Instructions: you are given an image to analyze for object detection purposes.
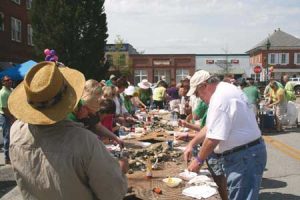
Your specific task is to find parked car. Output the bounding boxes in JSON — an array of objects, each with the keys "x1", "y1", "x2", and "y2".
[{"x1": 289, "y1": 77, "x2": 300, "y2": 95}]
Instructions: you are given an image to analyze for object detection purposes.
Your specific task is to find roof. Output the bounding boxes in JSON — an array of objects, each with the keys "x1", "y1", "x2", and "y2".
[{"x1": 246, "y1": 29, "x2": 300, "y2": 54}]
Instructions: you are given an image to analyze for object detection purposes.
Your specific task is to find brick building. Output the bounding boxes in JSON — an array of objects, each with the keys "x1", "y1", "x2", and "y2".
[
  {"x1": 130, "y1": 54, "x2": 195, "y2": 85},
  {"x1": 0, "y1": 0, "x2": 34, "y2": 68},
  {"x1": 246, "y1": 28, "x2": 300, "y2": 81}
]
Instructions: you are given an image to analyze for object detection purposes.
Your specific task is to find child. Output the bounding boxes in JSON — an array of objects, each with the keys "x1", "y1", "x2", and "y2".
[{"x1": 98, "y1": 98, "x2": 117, "y2": 136}]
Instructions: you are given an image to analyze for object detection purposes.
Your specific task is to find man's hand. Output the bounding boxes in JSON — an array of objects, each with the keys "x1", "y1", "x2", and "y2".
[
  {"x1": 114, "y1": 137, "x2": 124, "y2": 149},
  {"x1": 178, "y1": 119, "x2": 186, "y2": 127},
  {"x1": 175, "y1": 132, "x2": 189, "y2": 141},
  {"x1": 187, "y1": 158, "x2": 202, "y2": 172},
  {"x1": 184, "y1": 144, "x2": 193, "y2": 162}
]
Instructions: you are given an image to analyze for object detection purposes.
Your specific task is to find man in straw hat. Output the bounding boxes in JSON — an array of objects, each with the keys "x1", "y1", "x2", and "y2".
[
  {"x1": 186, "y1": 70, "x2": 266, "y2": 200},
  {"x1": 8, "y1": 61, "x2": 128, "y2": 200}
]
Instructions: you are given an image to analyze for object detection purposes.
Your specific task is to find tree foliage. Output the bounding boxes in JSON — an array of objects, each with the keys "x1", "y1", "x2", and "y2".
[{"x1": 30, "y1": 0, "x2": 109, "y2": 80}]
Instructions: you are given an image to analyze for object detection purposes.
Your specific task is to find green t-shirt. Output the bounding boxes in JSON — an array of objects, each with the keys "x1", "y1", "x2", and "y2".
[
  {"x1": 243, "y1": 85, "x2": 260, "y2": 104},
  {"x1": 193, "y1": 101, "x2": 208, "y2": 128},
  {"x1": 0, "y1": 87, "x2": 12, "y2": 114},
  {"x1": 138, "y1": 88, "x2": 152, "y2": 106},
  {"x1": 285, "y1": 82, "x2": 296, "y2": 101},
  {"x1": 123, "y1": 97, "x2": 134, "y2": 114}
]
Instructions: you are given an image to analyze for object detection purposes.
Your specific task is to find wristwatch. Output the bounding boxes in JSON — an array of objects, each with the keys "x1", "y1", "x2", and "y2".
[{"x1": 195, "y1": 156, "x2": 204, "y2": 166}]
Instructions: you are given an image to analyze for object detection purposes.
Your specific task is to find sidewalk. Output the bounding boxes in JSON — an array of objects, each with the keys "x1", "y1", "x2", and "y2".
[{"x1": 0, "y1": 147, "x2": 21, "y2": 200}]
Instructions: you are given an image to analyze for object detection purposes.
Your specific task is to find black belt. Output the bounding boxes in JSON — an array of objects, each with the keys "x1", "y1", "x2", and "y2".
[{"x1": 215, "y1": 137, "x2": 262, "y2": 157}]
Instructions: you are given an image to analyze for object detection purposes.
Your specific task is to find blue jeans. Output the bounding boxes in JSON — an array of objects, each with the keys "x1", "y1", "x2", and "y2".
[
  {"x1": 0, "y1": 114, "x2": 11, "y2": 161},
  {"x1": 222, "y1": 140, "x2": 267, "y2": 200},
  {"x1": 207, "y1": 153, "x2": 224, "y2": 176}
]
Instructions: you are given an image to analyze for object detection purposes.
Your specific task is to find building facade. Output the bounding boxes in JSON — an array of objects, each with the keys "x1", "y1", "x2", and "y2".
[
  {"x1": 247, "y1": 28, "x2": 300, "y2": 81},
  {"x1": 130, "y1": 54, "x2": 195, "y2": 85},
  {"x1": 196, "y1": 54, "x2": 251, "y2": 79},
  {"x1": 0, "y1": 0, "x2": 34, "y2": 68},
  {"x1": 104, "y1": 43, "x2": 138, "y2": 77}
]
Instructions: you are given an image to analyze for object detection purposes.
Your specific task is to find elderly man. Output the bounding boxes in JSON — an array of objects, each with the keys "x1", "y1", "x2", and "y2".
[
  {"x1": 187, "y1": 70, "x2": 267, "y2": 200},
  {"x1": 8, "y1": 62, "x2": 127, "y2": 200}
]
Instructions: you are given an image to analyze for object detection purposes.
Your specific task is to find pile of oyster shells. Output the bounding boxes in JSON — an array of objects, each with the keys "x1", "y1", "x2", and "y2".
[{"x1": 126, "y1": 142, "x2": 182, "y2": 174}]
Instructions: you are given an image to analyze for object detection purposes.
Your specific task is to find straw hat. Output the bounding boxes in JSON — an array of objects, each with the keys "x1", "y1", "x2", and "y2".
[
  {"x1": 124, "y1": 85, "x2": 135, "y2": 96},
  {"x1": 8, "y1": 61, "x2": 85, "y2": 125},
  {"x1": 138, "y1": 79, "x2": 151, "y2": 89}
]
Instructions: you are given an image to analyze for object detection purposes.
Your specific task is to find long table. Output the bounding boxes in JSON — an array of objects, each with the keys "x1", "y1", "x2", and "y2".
[{"x1": 122, "y1": 131, "x2": 221, "y2": 200}]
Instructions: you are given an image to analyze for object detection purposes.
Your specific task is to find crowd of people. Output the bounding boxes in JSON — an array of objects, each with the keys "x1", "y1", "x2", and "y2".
[{"x1": 0, "y1": 60, "x2": 297, "y2": 200}]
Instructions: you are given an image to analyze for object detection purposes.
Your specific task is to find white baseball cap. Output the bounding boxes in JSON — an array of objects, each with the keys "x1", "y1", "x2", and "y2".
[{"x1": 187, "y1": 70, "x2": 211, "y2": 96}]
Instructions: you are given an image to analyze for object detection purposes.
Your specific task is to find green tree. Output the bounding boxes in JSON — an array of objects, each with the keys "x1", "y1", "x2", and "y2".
[{"x1": 30, "y1": 0, "x2": 108, "y2": 80}]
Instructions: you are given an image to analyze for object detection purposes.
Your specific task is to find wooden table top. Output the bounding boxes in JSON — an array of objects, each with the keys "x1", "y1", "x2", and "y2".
[
  {"x1": 123, "y1": 131, "x2": 221, "y2": 200},
  {"x1": 125, "y1": 161, "x2": 221, "y2": 200}
]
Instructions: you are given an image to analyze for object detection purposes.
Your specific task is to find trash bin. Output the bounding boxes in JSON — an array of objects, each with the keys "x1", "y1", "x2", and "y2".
[{"x1": 259, "y1": 111, "x2": 275, "y2": 130}]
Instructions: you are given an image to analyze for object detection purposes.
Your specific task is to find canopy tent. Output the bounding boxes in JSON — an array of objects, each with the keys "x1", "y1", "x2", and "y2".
[{"x1": 0, "y1": 60, "x2": 37, "y2": 81}]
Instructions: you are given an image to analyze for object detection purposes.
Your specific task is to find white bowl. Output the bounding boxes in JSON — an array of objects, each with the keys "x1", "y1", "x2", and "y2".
[{"x1": 162, "y1": 177, "x2": 182, "y2": 187}]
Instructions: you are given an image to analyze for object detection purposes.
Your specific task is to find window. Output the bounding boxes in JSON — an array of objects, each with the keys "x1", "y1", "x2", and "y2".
[
  {"x1": 0, "y1": 13, "x2": 4, "y2": 31},
  {"x1": 11, "y1": 17, "x2": 21, "y2": 42},
  {"x1": 11, "y1": 0, "x2": 21, "y2": 4},
  {"x1": 154, "y1": 69, "x2": 171, "y2": 83},
  {"x1": 294, "y1": 53, "x2": 300, "y2": 64},
  {"x1": 134, "y1": 70, "x2": 148, "y2": 85},
  {"x1": 176, "y1": 69, "x2": 189, "y2": 83},
  {"x1": 26, "y1": 0, "x2": 32, "y2": 9},
  {"x1": 280, "y1": 53, "x2": 288, "y2": 64},
  {"x1": 117, "y1": 54, "x2": 126, "y2": 66},
  {"x1": 106, "y1": 54, "x2": 113, "y2": 64},
  {"x1": 270, "y1": 54, "x2": 276, "y2": 64},
  {"x1": 27, "y1": 24, "x2": 33, "y2": 45},
  {"x1": 251, "y1": 73, "x2": 261, "y2": 82}
]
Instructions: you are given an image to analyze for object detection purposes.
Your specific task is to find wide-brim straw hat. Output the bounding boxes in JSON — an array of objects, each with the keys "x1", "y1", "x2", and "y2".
[
  {"x1": 138, "y1": 79, "x2": 151, "y2": 89},
  {"x1": 8, "y1": 61, "x2": 85, "y2": 125}
]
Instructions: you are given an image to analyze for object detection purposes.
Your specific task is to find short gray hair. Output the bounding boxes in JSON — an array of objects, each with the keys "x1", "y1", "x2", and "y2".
[{"x1": 207, "y1": 76, "x2": 220, "y2": 84}]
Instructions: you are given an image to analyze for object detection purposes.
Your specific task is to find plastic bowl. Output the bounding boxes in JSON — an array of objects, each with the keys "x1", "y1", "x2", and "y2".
[{"x1": 162, "y1": 177, "x2": 182, "y2": 187}]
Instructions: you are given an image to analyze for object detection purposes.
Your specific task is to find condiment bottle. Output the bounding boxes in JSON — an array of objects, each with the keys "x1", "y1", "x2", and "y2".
[{"x1": 146, "y1": 158, "x2": 153, "y2": 179}]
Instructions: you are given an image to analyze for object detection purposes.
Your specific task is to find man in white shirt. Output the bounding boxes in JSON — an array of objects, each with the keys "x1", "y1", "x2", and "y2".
[{"x1": 187, "y1": 70, "x2": 267, "y2": 200}]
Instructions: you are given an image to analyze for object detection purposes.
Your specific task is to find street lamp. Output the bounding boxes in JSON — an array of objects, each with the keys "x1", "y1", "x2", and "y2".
[{"x1": 265, "y1": 38, "x2": 271, "y2": 81}]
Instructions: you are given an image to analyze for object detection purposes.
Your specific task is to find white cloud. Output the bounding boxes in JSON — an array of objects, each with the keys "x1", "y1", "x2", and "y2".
[{"x1": 104, "y1": 0, "x2": 300, "y2": 54}]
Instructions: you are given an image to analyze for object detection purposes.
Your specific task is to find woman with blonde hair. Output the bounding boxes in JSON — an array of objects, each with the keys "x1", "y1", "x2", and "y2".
[{"x1": 68, "y1": 80, "x2": 124, "y2": 147}]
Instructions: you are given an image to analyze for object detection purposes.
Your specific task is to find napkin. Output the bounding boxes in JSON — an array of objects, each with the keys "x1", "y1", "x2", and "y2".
[{"x1": 182, "y1": 185, "x2": 217, "y2": 199}]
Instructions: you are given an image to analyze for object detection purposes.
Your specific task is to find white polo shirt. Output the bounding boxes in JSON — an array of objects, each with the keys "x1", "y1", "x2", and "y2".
[{"x1": 206, "y1": 82, "x2": 261, "y2": 153}]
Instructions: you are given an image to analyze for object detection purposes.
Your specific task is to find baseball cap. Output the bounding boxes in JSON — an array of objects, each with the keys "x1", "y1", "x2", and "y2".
[{"x1": 187, "y1": 70, "x2": 211, "y2": 96}]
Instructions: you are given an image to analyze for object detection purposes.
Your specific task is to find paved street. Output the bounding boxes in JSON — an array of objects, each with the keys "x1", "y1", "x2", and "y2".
[{"x1": 0, "y1": 101, "x2": 300, "y2": 199}]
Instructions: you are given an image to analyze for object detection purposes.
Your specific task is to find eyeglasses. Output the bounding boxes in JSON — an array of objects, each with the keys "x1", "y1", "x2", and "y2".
[{"x1": 196, "y1": 83, "x2": 207, "y2": 90}]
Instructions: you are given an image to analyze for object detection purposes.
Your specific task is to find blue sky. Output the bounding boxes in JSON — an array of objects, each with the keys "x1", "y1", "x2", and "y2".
[{"x1": 104, "y1": 0, "x2": 300, "y2": 54}]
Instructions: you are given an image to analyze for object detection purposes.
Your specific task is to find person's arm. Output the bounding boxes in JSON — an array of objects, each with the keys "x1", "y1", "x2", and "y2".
[
  {"x1": 188, "y1": 137, "x2": 220, "y2": 172},
  {"x1": 175, "y1": 131, "x2": 197, "y2": 141},
  {"x1": 3, "y1": 107, "x2": 15, "y2": 123},
  {"x1": 184, "y1": 126, "x2": 207, "y2": 162},
  {"x1": 95, "y1": 122, "x2": 124, "y2": 148},
  {"x1": 179, "y1": 119, "x2": 201, "y2": 131}
]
